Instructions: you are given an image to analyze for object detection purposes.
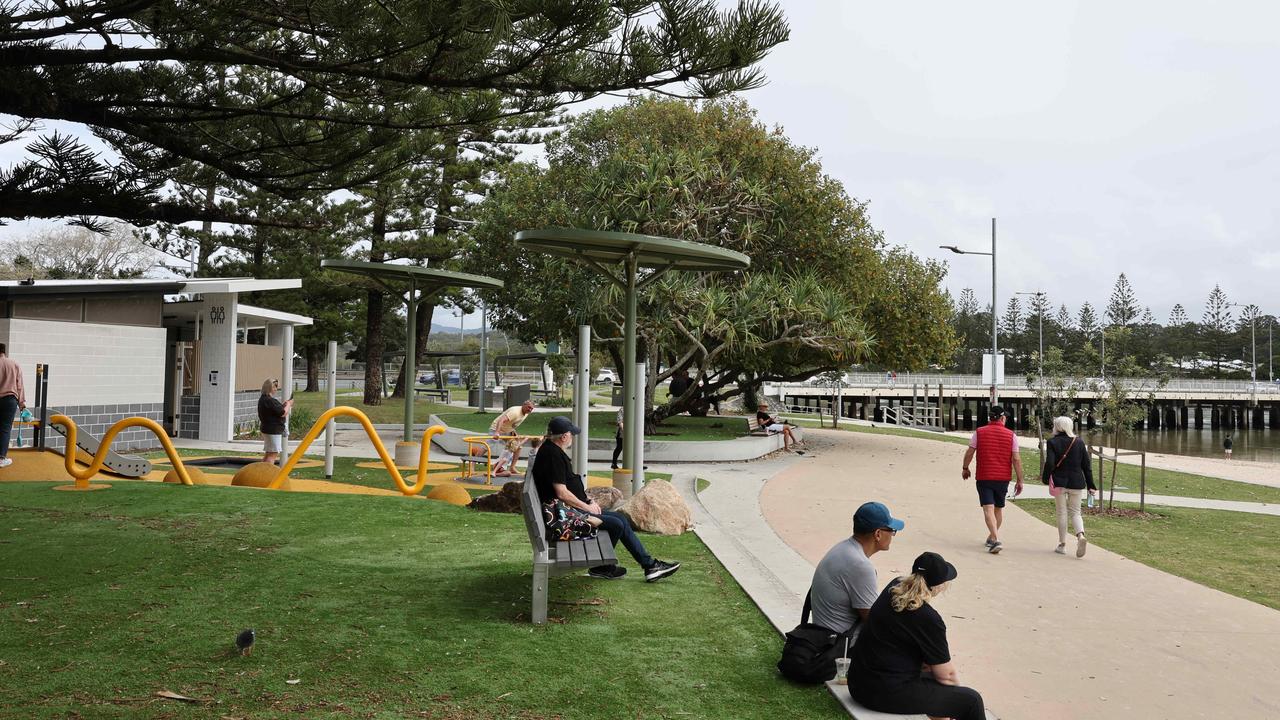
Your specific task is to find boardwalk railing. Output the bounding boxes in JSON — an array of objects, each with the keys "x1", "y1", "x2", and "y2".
[{"x1": 775, "y1": 373, "x2": 1280, "y2": 395}]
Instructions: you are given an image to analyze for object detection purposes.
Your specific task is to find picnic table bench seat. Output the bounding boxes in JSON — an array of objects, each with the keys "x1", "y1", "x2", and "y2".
[
  {"x1": 413, "y1": 387, "x2": 451, "y2": 402},
  {"x1": 518, "y1": 464, "x2": 618, "y2": 624}
]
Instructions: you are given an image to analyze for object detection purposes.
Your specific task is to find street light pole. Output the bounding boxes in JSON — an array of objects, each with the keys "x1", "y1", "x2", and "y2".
[{"x1": 940, "y1": 217, "x2": 1000, "y2": 403}]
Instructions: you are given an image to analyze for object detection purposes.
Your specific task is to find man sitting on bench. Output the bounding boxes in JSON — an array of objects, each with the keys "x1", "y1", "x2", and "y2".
[
  {"x1": 532, "y1": 416, "x2": 680, "y2": 582},
  {"x1": 757, "y1": 403, "x2": 798, "y2": 451}
]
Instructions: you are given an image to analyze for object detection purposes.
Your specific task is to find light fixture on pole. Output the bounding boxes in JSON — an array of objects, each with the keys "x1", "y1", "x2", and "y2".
[{"x1": 940, "y1": 218, "x2": 999, "y2": 402}]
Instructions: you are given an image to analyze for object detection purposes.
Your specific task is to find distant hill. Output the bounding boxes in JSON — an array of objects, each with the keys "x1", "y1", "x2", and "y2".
[{"x1": 428, "y1": 323, "x2": 484, "y2": 336}]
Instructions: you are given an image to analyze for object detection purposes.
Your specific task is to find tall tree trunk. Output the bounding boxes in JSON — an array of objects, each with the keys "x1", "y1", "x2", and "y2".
[
  {"x1": 305, "y1": 346, "x2": 321, "y2": 392},
  {"x1": 362, "y1": 189, "x2": 389, "y2": 405}
]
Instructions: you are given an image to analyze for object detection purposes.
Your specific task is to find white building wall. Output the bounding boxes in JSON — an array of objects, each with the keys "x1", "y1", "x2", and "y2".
[
  {"x1": 197, "y1": 293, "x2": 239, "y2": 442},
  {"x1": 0, "y1": 318, "x2": 166, "y2": 406}
]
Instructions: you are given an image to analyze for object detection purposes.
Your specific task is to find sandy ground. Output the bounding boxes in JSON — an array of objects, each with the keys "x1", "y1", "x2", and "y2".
[{"x1": 760, "y1": 429, "x2": 1280, "y2": 720}]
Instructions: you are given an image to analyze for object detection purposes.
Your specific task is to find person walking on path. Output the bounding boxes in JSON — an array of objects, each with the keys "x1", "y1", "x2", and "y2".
[
  {"x1": 1224, "y1": 434, "x2": 1233, "y2": 459},
  {"x1": 1042, "y1": 416, "x2": 1096, "y2": 557},
  {"x1": 0, "y1": 344, "x2": 26, "y2": 468},
  {"x1": 611, "y1": 406, "x2": 624, "y2": 470},
  {"x1": 258, "y1": 379, "x2": 292, "y2": 465},
  {"x1": 532, "y1": 416, "x2": 680, "y2": 582},
  {"x1": 961, "y1": 405, "x2": 1023, "y2": 553},
  {"x1": 810, "y1": 502, "x2": 905, "y2": 649},
  {"x1": 848, "y1": 552, "x2": 986, "y2": 720}
]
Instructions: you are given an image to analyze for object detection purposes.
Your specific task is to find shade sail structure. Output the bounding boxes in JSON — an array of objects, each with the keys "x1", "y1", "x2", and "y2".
[
  {"x1": 514, "y1": 228, "x2": 749, "y2": 492},
  {"x1": 321, "y1": 259, "x2": 503, "y2": 441},
  {"x1": 514, "y1": 228, "x2": 750, "y2": 274}
]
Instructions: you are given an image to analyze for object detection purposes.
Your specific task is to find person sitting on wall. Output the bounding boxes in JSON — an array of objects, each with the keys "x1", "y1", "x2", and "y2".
[
  {"x1": 258, "y1": 379, "x2": 292, "y2": 465},
  {"x1": 757, "y1": 402, "x2": 798, "y2": 450}
]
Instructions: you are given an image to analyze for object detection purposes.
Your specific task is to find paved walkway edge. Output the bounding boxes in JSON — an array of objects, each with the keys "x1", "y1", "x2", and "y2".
[{"x1": 673, "y1": 472, "x2": 997, "y2": 720}]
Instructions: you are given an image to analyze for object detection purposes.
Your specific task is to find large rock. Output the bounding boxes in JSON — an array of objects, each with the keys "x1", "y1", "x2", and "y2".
[
  {"x1": 587, "y1": 485, "x2": 624, "y2": 512},
  {"x1": 468, "y1": 481, "x2": 524, "y2": 514},
  {"x1": 617, "y1": 479, "x2": 692, "y2": 535}
]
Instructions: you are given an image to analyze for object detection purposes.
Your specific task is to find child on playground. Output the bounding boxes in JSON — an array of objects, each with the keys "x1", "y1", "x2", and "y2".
[{"x1": 493, "y1": 436, "x2": 540, "y2": 477}]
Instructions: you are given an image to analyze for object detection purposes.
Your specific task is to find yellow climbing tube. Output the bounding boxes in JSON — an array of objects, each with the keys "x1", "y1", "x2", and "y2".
[
  {"x1": 49, "y1": 414, "x2": 196, "y2": 487},
  {"x1": 268, "y1": 406, "x2": 445, "y2": 495}
]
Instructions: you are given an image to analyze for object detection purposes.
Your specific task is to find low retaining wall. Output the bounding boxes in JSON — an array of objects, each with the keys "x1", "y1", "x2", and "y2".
[{"x1": 424, "y1": 415, "x2": 802, "y2": 463}]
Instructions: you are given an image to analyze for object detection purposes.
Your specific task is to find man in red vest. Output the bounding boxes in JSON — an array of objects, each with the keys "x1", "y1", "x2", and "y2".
[{"x1": 961, "y1": 405, "x2": 1024, "y2": 554}]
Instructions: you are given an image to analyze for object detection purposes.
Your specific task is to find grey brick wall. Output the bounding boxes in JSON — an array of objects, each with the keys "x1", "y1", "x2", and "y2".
[
  {"x1": 177, "y1": 391, "x2": 258, "y2": 439},
  {"x1": 45, "y1": 403, "x2": 165, "y2": 452}
]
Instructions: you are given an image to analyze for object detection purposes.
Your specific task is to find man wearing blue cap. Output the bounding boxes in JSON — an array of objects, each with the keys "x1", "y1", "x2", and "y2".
[
  {"x1": 532, "y1": 415, "x2": 680, "y2": 582},
  {"x1": 810, "y1": 501, "x2": 905, "y2": 647}
]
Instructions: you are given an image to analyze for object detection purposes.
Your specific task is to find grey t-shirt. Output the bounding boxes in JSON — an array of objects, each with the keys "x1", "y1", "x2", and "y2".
[{"x1": 809, "y1": 538, "x2": 879, "y2": 637}]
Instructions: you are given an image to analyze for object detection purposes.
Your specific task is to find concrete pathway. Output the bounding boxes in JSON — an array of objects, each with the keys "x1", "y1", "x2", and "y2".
[{"x1": 747, "y1": 429, "x2": 1280, "y2": 720}]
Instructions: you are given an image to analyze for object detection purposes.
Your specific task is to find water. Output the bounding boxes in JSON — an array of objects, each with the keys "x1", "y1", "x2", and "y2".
[{"x1": 1021, "y1": 427, "x2": 1280, "y2": 464}]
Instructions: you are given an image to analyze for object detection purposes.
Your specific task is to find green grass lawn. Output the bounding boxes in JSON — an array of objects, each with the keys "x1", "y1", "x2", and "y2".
[
  {"x1": 291, "y1": 391, "x2": 455, "y2": 425},
  {"x1": 786, "y1": 418, "x2": 1280, "y2": 505},
  {"x1": 0, "y1": 482, "x2": 841, "y2": 719},
  {"x1": 1016, "y1": 500, "x2": 1280, "y2": 611},
  {"x1": 437, "y1": 412, "x2": 750, "y2": 442}
]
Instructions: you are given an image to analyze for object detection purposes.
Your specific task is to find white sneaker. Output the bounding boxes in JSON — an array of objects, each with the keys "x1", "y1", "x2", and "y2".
[
  {"x1": 1054, "y1": 543, "x2": 1066, "y2": 555},
  {"x1": 1076, "y1": 533, "x2": 1088, "y2": 558},
  {"x1": 0, "y1": 457, "x2": 12, "y2": 468}
]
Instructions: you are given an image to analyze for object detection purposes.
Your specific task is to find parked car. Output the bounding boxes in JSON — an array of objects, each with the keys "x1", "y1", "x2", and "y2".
[
  {"x1": 595, "y1": 368, "x2": 617, "y2": 385},
  {"x1": 417, "y1": 371, "x2": 436, "y2": 384}
]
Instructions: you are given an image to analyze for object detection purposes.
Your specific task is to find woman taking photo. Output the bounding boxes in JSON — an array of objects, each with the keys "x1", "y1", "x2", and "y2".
[
  {"x1": 1042, "y1": 415, "x2": 1096, "y2": 557},
  {"x1": 848, "y1": 552, "x2": 986, "y2": 720}
]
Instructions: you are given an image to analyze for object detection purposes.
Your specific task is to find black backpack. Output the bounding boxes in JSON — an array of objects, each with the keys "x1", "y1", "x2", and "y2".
[{"x1": 777, "y1": 590, "x2": 847, "y2": 684}]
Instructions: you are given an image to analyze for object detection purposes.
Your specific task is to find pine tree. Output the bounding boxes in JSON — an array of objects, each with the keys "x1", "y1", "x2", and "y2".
[
  {"x1": 1203, "y1": 285, "x2": 1233, "y2": 372},
  {"x1": 1169, "y1": 304, "x2": 1189, "y2": 326},
  {"x1": 1077, "y1": 302, "x2": 1099, "y2": 336},
  {"x1": 1055, "y1": 304, "x2": 1074, "y2": 331},
  {"x1": 956, "y1": 288, "x2": 980, "y2": 317},
  {"x1": 1106, "y1": 273, "x2": 1139, "y2": 327}
]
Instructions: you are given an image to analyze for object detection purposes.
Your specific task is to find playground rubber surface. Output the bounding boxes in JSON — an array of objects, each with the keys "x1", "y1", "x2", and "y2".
[{"x1": 0, "y1": 448, "x2": 613, "y2": 497}]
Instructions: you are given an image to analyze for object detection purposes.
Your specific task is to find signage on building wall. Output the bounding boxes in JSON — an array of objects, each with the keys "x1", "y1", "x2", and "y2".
[
  {"x1": 209, "y1": 370, "x2": 219, "y2": 386},
  {"x1": 209, "y1": 306, "x2": 227, "y2": 324}
]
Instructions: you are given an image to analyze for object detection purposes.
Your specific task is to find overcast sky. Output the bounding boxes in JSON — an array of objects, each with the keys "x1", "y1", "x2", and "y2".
[
  {"x1": 4, "y1": 1, "x2": 1276, "y2": 330},
  {"x1": 739, "y1": 1, "x2": 1278, "y2": 325}
]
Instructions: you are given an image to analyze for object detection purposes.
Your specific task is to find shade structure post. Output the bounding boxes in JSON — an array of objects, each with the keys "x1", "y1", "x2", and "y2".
[
  {"x1": 404, "y1": 282, "x2": 417, "y2": 442},
  {"x1": 623, "y1": 254, "x2": 638, "y2": 477},
  {"x1": 631, "y1": 361, "x2": 646, "y2": 494},
  {"x1": 280, "y1": 324, "x2": 294, "y2": 465},
  {"x1": 324, "y1": 340, "x2": 337, "y2": 477},
  {"x1": 478, "y1": 301, "x2": 488, "y2": 412},
  {"x1": 574, "y1": 325, "x2": 590, "y2": 474}
]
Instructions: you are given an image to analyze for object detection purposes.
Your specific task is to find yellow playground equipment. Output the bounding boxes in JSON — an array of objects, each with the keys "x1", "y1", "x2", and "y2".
[
  {"x1": 461, "y1": 434, "x2": 535, "y2": 484},
  {"x1": 46, "y1": 407, "x2": 448, "y2": 496},
  {"x1": 48, "y1": 414, "x2": 196, "y2": 491}
]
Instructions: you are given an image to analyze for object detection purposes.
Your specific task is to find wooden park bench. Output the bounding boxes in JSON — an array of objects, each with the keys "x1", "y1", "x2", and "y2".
[{"x1": 518, "y1": 464, "x2": 618, "y2": 624}]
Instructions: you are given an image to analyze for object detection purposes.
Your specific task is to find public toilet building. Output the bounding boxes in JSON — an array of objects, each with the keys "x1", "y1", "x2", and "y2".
[{"x1": 0, "y1": 278, "x2": 312, "y2": 450}]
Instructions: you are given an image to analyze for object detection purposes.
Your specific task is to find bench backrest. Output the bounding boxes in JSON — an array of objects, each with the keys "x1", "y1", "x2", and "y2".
[{"x1": 519, "y1": 458, "x2": 549, "y2": 557}]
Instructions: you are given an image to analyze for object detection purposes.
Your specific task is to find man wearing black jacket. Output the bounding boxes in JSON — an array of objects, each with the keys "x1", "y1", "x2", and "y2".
[{"x1": 532, "y1": 416, "x2": 680, "y2": 582}]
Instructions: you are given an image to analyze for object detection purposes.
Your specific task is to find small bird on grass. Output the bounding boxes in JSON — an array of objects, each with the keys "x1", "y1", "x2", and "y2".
[{"x1": 235, "y1": 629, "x2": 255, "y2": 656}]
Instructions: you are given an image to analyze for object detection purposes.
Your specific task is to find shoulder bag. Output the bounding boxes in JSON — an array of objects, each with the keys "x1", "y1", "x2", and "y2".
[
  {"x1": 777, "y1": 590, "x2": 846, "y2": 684},
  {"x1": 1048, "y1": 436, "x2": 1077, "y2": 498}
]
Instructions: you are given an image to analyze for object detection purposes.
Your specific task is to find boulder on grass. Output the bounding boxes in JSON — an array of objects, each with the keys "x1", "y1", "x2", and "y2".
[
  {"x1": 617, "y1": 479, "x2": 692, "y2": 535},
  {"x1": 469, "y1": 481, "x2": 524, "y2": 514},
  {"x1": 587, "y1": 486, "x2": 624, "y2": 511}
]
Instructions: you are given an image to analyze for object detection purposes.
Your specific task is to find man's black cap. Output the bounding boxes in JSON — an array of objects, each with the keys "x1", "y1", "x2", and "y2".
[{"x1": 989, "y1": 405, "x2": 1006, "y2": 418}]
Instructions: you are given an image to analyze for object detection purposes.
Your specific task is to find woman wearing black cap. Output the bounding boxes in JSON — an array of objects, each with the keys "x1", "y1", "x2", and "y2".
[{"x1": 848, "y1": 552, "x2": 986, "y2": 720}]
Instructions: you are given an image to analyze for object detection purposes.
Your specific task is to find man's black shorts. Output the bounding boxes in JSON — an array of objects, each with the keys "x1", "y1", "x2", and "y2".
[{"x1": 975, "y1": 481, "x2": 1009, "y2": 507}]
